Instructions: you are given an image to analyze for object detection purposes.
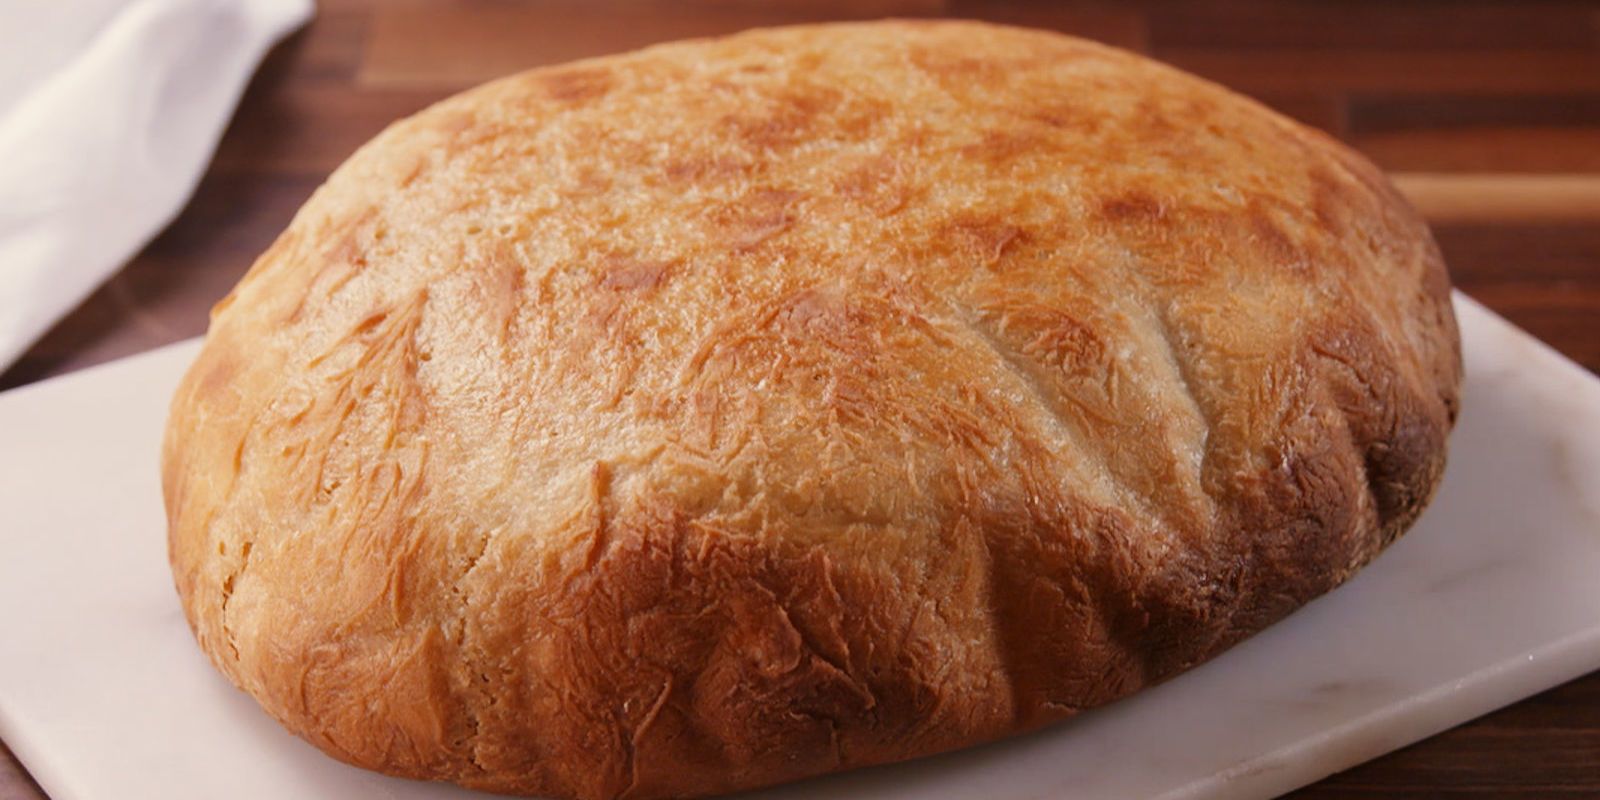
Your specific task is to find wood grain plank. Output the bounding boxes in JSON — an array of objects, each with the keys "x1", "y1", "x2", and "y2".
[
  {"x1": 1348, "y1": 92, "x2": 1600, "y2": 172},
  {"x1": 264, "y1": 5, "x2": 370, "y2": 84},
  {"x1": 1156, "y1": 50, "x2": 1600, "y2": 95},
  {"x1": 1453, "y1": 284, "x2": 1600, "y2": 374},
  {"x1": 1435, "y1": 221, "x2": 1600, "y2": 285},
  {"x1": 654, "y1": 0, "x2": 944, "y2": 12},
  {"x1": 1147, "y1": 1, "x2": 1599, "y2": 50},
  {"x1": 941, "y1": 2, "x2": 1147, "y2": 50},
  {"x1": 330, "y1": 0, "x2": 939, "y2": 11},
  {"x1": 1291, "y1": 672, "x2": 1600, "y2": 798},
  {"x1": 1254, "y1": 92, "x2": 1348, "y2": 138},
  {"x1": 1361, "y1": 130, "x2": 1600, "y2": 173},
  {"x1": 211, "y1": 86, "x2": 452, "y2": 174},
  {"x1": 361, "y1": 2, "x2": 942, "y2": 88},
  {"x1": 1393, "y1": 173, "x2": 1600, "y2": 223},
  {"x1": 360, "y1": 2, "x2": 1150, "y2": 89},
  {"x1": 1349, "y1": 94, "x2": 1600, "y2": 135}
]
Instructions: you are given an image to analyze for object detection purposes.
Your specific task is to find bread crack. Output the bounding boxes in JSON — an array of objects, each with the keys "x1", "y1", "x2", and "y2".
[
  {"x1": 620, "y1": 676, "x2": 674, "y2": 798},
  {"x1": 953, "y1": 307, "x2": 1162, "y2": 526},
  {"x1": 218, "y1": 537, "x2": 254, "y2": 662},
  {"x1": 448, "y1": 528, "x2": 492, "y2": 774}
]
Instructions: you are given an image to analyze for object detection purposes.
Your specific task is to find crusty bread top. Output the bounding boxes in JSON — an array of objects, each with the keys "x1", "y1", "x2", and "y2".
[{"x1": 164, "y1": 20, "x2": 1461, "y2": 800}]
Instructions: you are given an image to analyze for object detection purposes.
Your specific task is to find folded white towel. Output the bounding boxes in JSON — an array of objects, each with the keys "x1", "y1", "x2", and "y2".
[{"x1": 0, "y1": 0, "x2": 313, "y2": 370}]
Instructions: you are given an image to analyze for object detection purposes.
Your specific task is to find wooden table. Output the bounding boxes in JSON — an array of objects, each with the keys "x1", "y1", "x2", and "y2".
[{"x1": 3, "y1": 1, "x2": 1598, "y2": 797}]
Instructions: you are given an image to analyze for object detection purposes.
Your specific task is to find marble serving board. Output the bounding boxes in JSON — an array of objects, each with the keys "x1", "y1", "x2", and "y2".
[{"x1": 2, "y1": 293, "x2": 1599, "y2": 800}]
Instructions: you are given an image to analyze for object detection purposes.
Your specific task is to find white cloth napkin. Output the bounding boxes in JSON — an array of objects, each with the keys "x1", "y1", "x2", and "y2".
[{"x1": 0, "y1": 0, "x2": 313, "y2": 370}]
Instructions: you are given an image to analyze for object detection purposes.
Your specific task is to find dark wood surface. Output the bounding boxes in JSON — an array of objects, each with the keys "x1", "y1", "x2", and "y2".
[{"x1": 3, "y1": 1, "x2": 1598, "y2": 797}]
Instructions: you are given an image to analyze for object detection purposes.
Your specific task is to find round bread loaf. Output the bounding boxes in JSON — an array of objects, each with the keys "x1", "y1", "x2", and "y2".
[{"x1": 163, "y1": 20, "x2": 1461, "y2": 800}]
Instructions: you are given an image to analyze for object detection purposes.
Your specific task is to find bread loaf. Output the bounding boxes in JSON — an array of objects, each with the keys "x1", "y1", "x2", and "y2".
[{"x1": 163, "y1": 20, "x2": 1462, "y2": 799}]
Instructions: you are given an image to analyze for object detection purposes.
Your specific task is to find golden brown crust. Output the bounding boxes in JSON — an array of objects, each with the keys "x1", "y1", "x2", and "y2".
[{"x1": 163, "y1": 20, "x2": 1462, "y2": 800}]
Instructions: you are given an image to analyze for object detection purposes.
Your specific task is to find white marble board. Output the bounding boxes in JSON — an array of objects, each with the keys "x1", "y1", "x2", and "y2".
[{"x1": 1, "y1": 293, "x2": 1599, "y2": 800}]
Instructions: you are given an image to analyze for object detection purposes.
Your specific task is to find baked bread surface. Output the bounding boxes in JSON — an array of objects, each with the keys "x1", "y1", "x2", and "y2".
[{"x1": 163, "y1": 20, "x2": 1462, "y2": 800}]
